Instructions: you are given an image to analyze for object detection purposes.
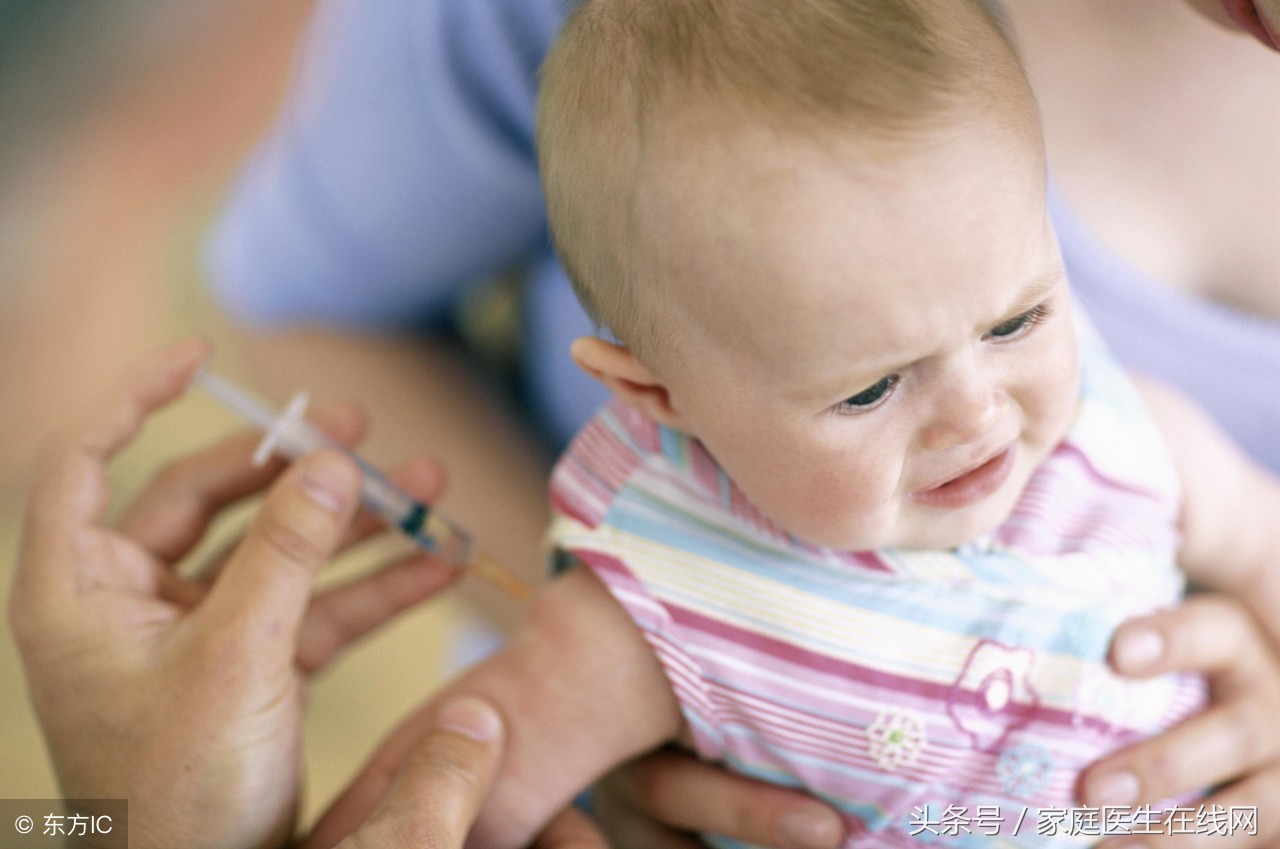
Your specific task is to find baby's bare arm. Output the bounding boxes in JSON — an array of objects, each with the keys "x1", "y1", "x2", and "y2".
[
  {"x1": 1135, "y1": 377, "x2": 1280, "y2": 637},
  {"x1": 308, "y1": 564, "x2": 685, "y2": 849}
]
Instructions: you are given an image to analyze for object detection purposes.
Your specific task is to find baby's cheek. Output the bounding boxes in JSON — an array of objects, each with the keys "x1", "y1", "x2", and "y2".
[
  {"x1": 1022, "y1": 325, "x2": 1080, "y2": 451},
  {"x1": 1039, "y1": 352, "x2": 1080, "y2": 444},
  {"x1": 768, "y1": 454, "x2": 894, "y2": 549}
]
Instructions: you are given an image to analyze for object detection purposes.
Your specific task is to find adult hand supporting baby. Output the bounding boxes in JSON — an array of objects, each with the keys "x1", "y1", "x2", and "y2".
[
  {"x1": 1086, "y1": 595, "x2": 1280, "y2": 848},
  {"x1": 7, "y1": 338, "x2": 506, "y2": 849},
  {"x1": 594, "y1": 749, "x2": 846, "y2": 849}
]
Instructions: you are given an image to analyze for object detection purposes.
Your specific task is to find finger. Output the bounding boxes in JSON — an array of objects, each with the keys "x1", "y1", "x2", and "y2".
[
  {"x1": 594, "y1": 781, "x2": 703, "y2": 849},
  {"x1": 17, "y1": 337, "x2": 210, "y2": 598},
  {"x1": 607, "y1": 749, "x2": 845, "y2": 849},
  {"x1": 1085, "y1": 595, "x2": 1280, "y2": 807},
  {"x1": 186, "y1": 455, "x2": 447, "y2": 591},
  {"x1": 185, "y1": 535, "x2": 241, "y2": 586},
  {"x1": 1080, "y1": 696, "x2": 1280, "y2": 809},
  {"x1": 184, "y1": 455, "x2": 447, "y2": 618},
  {"x1": 297, "y1": 551, "x2": 460, "y2": 673},
  {"x1": 305, "y1": 704, "x2": 438, "y2": 849},
  {"x1": 117, "y1": 402, "x2": 367, "y2": 563},
  {"x1": 337, "y1": 697, "x2": 504, "y2": 849},
  {"x1": 535, "y1": 806, "x2": 612, "y2": 849},
  {"x1": 1095, "y1": 769, "x2": 1280, "y2": 849},
  {"x1": 1109, "y1": 595, "x2": 1271, "y2": 696},
  {"x1": 196, "y1": 449, "x2": 362, "y2": 653}
]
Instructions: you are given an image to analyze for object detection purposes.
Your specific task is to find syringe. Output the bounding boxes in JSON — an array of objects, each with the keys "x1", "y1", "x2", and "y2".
[{"x1": 194, "y1": 369, "x2": 532, "y2": 601}]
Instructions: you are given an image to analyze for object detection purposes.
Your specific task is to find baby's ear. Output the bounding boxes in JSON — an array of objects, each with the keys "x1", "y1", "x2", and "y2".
[{"x1": 571, "y1": 337, "x2": 689, "y2": 430}]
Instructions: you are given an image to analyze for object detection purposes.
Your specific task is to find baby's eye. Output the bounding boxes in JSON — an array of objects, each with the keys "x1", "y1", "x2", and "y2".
[
  {"x1": 839, "y1": 375, "x2": 899, "y2": 411},
  {"x1": 986, "y1": 304, "x2": 1050, "y2": 340}
]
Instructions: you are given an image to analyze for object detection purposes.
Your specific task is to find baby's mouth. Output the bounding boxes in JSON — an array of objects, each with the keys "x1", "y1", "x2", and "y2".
[{"x1": 911, "y1": 446, "x2": 1016, "y2": 510}]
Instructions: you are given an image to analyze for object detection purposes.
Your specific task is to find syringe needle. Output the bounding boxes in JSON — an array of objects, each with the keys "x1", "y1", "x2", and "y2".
[{"x1": 468, "y1": 552, "x2": 534, "y2": 601}]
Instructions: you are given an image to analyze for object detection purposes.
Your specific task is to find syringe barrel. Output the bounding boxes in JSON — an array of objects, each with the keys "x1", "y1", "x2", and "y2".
[
  {"x1": 198, "y1": 370, "x2": 497, "y2": 578},
  {"x1": 293, "y1": 427, "x2": 477, "y2": 566},
  {"x1": 277, "y1": 417, "x2": 421, "y2": 529},
  {"x1": 420, "y1": 512, "x2": 475, "y2": 564},
  {"x1": 353, "y1": 456, "x2": 420, "y2": 525},
  {"x1": 359, "y1": 457, "x2": 475, "y2": 565}
]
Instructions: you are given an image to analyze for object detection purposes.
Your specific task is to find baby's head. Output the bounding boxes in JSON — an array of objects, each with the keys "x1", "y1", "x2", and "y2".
[{"x1": 538, "y1": 0, "x2": 1080, "y2": 552}]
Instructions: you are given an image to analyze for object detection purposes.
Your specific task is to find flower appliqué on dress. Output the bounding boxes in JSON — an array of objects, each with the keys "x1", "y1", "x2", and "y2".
[
  {"x1": 867, "y1": 707, "x2": 927, "y2": 769},
  {"x1": 946, "y1": 639, "x2": 1040, "y2": 750},
  {"x1": 996, "y1": 741, "x2": 1054, "y2": 799}
]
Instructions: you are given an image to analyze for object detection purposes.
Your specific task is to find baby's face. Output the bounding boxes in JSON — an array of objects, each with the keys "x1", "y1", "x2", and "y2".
[{"x1": 631, "y1": 111, "x2": 1079, "y2": 551}]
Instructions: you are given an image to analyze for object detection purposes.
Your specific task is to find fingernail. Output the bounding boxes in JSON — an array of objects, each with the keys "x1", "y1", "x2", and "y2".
[
  {"x1": 300, "y1": 452, "x2": 357, "y2": 513},
  {"x1": 436, "y1": 697, "x2": 502, "y2": 742},
  {"x1": 780, "y1": 804, "x2": 843, "y2": 849},
  {"x1": 1113, "y1": 627, "x2": 1164, "y2": 671},
  {"x1": 1085, "y1": 770, "x2": 1139, "y2": 807}
]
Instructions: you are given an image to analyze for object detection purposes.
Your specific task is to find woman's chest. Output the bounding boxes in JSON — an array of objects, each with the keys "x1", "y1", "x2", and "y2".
[{"x1": 1009, "y1": 0, "x2": 1280, "y2": 319}]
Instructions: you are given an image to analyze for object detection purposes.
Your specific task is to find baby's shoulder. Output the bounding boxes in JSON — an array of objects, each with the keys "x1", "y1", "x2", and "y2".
[
  {"x1": 549, "y1": 399, "x2": 794, "y2": 551},
  {"x1": 549, "y1": 399, "x2": 664, "y2": 529}
]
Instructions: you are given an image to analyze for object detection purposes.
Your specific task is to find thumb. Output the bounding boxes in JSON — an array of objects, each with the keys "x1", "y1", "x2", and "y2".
[
  {"x1": 199, "y1": 449, "x2": 363, "y2": 653},
  {"x1": 344, "y1": 696, "x2": 505, "y2": 849}
]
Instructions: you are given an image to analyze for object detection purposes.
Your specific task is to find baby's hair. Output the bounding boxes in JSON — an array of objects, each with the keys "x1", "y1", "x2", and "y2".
[{"x1": 537, "y1": 0, "x2": 1020, "y2": 358}]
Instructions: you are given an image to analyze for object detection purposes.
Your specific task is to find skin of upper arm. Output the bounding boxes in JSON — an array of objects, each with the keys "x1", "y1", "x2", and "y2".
[
  {"x1": 1133, "y1": 375, "x2": 1280, "y2": 594},
  {"x1": 439, "y1": 562, "x2": 685, "y2": 849}
]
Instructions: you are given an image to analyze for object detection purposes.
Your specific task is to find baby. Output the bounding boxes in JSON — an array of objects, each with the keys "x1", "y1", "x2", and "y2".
[{"x1": 327, "y1": 0, "x2": 1280, "y2": 845}]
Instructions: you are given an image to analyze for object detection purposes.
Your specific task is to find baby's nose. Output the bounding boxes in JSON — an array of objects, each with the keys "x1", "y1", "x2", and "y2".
[{"x1": 919, "y1": 380, "x2": 1005, "y2": 452}]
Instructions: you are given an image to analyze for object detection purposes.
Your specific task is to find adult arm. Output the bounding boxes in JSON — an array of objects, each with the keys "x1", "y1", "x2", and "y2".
[{"x1": 206, "y1": 0, "x2": 563, "y2": 327}]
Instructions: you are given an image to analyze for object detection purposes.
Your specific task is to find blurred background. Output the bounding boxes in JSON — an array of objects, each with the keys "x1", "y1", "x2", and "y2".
[{"x1": 0, "y1": 0, "x2": 469, "y2": 826}]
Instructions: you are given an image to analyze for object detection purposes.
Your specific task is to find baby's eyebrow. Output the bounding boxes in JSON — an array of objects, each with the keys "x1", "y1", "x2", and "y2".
[
  {"x1": 1006, "y1": 270, "x2": 1063, "y2": 315},
  {"x1": 791, "y1": 347, "x2": 914, "y2": 409}
]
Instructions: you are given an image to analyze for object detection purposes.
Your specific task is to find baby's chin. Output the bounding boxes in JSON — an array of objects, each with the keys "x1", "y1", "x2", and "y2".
[
  {"x1": 810, "y1": 486, "x2": 1024, "y2": 553},
  {"x1": 891, "y1": 509, "x2": 1011, "y2": 552},
  {"x1": 907, "y1": 486, "x2": 1028, "y2": 551},
  {"x1": 789, "y1": 507, "x2": 1011, "y2": 554}
]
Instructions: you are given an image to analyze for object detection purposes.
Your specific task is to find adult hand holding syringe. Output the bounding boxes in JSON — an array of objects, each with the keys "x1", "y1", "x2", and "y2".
[{"x1": 196, "y1": 369, "x2": 532, "y2": 600}]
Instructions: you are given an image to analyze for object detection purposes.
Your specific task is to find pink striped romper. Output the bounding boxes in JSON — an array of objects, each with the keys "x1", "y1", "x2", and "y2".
[{"x1": 547, "y1": 320, "x2": 1205, "y2": 847}]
